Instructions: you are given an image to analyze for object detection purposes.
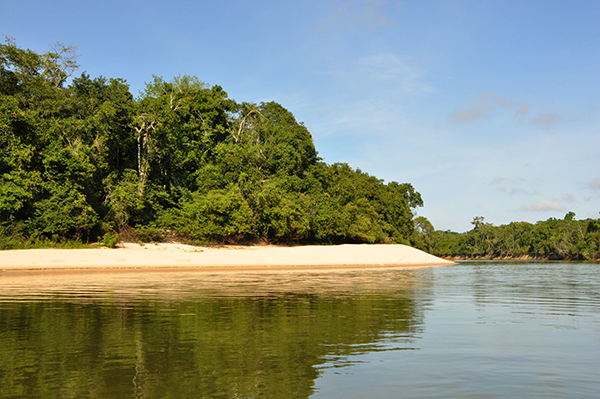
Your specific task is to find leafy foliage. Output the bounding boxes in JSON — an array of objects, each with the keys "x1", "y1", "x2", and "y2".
[
  {"x1": 101, "y1": 232, "x2": 119, "y2": 248},
  {"x1": 427, "y1": 214, "x2": 600, "y2": 260},
  {"x1": 1, "y1": 39, "x2": 423, "y2": 247}
]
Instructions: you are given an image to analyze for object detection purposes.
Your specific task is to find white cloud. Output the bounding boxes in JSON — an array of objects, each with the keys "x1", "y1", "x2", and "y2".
[
  {"x1": 490, "y1": 177, "x2": 538, "y2": 196},
  {"x1": 510, "y1": 188, "x2": 540, "y2": 196},
  {"x1": 447, "y1": 92, "x2": 531, "y2": 124},
  {"x1": 534, "y1": 113, "x2": 560, "y2": 125},
  {"x1": 331, "y1": 98, "x2": 405, "y2": 133},
  {"x1": 356, "y1": 53, "x2": 433, "y2": 94},
  {"x1": 447, "y1": 103, "x2": 494, "y2": 123},
  {"x1": 309, "y1": 53, "x2": 432, "y2": 137},
  {"x1": 521, "y1": 199, "x2": 566, "y2": 212},
  {"x1": 589, "y1": 177, "x2": 600, "y2": 189},
  {"x1": 358, "y1": 54, "x2": 415, "y2": 81},
  {"x1": 447, "y1": 93, "x2": 563, "y2": 127},
  {"x1": 515, "y1": 102, "x2": 531, "y2": 116}
]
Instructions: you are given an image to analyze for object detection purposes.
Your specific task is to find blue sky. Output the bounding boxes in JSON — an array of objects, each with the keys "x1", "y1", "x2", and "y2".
[{"x1": 3, "y1": 0, "x2": 599, "y2": 232}]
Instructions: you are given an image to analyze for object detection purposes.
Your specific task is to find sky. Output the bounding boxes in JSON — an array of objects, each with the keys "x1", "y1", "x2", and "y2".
[{"x1": 3, "y1": 0, "x2": 599, "y2": 232}]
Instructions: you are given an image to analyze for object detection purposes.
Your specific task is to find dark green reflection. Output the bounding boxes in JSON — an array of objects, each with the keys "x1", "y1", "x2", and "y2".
[{"x1": 0, "y1": 270, "x2": 429, "y2": 398}]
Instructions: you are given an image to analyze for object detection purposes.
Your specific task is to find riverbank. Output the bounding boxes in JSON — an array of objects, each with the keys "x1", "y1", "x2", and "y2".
[
  {"x1": 442, "y1": 255, "x2": 597, "y2": 261},
  {"x1": 0, "y1": 243, "x2": 454, "y2": 274}
]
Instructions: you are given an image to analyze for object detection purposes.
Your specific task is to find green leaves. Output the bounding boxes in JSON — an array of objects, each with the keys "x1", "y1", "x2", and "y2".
[
  {"x1": 103, "y1": 170, "x2": 146, "y2": 228},
  {"x1": 0, "y1": 170, "x2": 42, "y2": 221},
  {"x1": 1, "y1": 38, "x2": 425, "y2": 247},
  {"x1": 430, "y1": 215, "x2": 600, "y2": 260},
  {"x1": 32, "y1": 182, "x2": 98, "y2": 236},
  {"x1": 160, "y1": 185, "x2": 253, "y2": 241}
]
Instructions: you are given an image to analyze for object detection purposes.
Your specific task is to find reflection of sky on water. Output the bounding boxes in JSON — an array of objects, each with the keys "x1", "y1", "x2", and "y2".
[{"x1": 313, "y1": 262, "x2": 600, "y2": 398}]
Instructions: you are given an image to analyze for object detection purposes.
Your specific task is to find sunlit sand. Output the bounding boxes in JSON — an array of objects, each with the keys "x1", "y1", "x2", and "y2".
[{"x1": 0, "y1": 243, "x2": 454, "y2": 274}]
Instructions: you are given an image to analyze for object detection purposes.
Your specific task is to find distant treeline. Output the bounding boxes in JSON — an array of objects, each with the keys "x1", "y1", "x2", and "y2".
[
  {"x1": 0, "y1": 38, "x2": 423, "y2": 248},
  {"x1": 415, "y1": 213, "x2": 600, "y2": 261}
]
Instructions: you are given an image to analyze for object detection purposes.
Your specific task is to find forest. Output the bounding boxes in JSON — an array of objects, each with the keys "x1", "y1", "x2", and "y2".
[
  {"x1": 0, "y1": 38, "x2": 422, "y2": 249},
  {"x1": 415, "y1": 213, "x2": 600, "y2": 261},
  {"x1": 2, "y1": 38, "x2": 599, "y2": 260}
]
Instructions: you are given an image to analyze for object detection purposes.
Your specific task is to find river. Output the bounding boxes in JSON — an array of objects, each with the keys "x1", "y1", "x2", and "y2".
[{"x1": 1, "y1": 261, "x2": 599, "y2": 398}]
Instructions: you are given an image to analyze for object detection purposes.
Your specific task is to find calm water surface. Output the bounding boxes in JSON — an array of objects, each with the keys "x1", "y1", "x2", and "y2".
[{"x1": 1, "y1": 262, "x2": 599, "y2": 398}]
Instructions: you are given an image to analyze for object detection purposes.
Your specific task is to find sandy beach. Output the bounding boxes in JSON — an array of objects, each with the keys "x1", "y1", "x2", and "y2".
[{"x1": 0, "y1": 243, "x2": 453, "y2": 274}]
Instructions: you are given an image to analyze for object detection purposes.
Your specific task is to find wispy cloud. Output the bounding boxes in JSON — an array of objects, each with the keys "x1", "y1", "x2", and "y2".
[
  {"x1": 447, "y1": 92, "x2": 531, "y2": 124},
  {"x1": 317, "y1": 0, "x2": 396, "y2": 32},
  {"x1": 491, "y1": 177, "x2": 539, "y2": 196},
  {"x1": 534, "y1": 113, "x2": 560, "y2": 125},
  {"x1": 510, "y1": 188, "x2": 540, "y2": 196},
  {"x1": 357, "y1": 54, "x2": 415, "y2": 80},
  {"x1": 589, "y1": 177, "x2": 600, "y2": 189},
  {"x1": 331, "y1": 98, "x2": 404, "y2": 132},
  {"x1": 448, "y1": 103, "x2": 495, "y2": 123},
  {"x1": 521, "y1": 199, "x2": 566, "y2": 212},
  {"x1": 356, "y1": 53, "x2": 433, "y2": 94}
]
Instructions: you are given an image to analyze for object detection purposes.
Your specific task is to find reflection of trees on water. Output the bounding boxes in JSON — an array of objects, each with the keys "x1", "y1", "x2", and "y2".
[{"x1": 0, "y1": 270, "x2": 433, "y2": 398}]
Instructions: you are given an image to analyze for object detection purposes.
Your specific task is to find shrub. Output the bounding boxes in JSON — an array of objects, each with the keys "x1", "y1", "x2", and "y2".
[{"x1": 102, "y1": 232, "x2": 119, "y2": 248}]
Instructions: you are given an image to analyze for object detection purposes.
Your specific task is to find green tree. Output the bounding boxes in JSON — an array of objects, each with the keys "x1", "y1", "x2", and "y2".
[
  {"x1": 1, "y1": 38, "x2": 428, "y2": 248},
  {"x1": 413, "y1": 216, "x2": 434, "y2": 251}
]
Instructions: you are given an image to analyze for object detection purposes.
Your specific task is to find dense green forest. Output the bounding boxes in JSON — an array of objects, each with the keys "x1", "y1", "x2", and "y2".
[
  {"x1": 415, "y1": 213, "x2": 600, "y2": 261},
  {"x1": 0, "y1": 38, "x2": 423, "y2": 248},
  {"x1": 2, "y1": 38, "x2": 599, "y2": 260}
]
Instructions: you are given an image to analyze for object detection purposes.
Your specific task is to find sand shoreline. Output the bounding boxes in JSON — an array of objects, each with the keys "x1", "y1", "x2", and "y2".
[{"x1": 0, "y1": 243, "x2": 454, "y2": 274}]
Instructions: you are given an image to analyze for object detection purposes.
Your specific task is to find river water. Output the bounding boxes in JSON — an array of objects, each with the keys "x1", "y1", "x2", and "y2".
[{"x1": 1, "y1": 261, "x2": 599, "y2": 398}]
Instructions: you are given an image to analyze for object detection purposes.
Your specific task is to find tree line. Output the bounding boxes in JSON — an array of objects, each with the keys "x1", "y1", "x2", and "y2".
[
  {"x1": 0, "y1": 38, "x2": 423, "y2": 248},
  {"x1": 4, "y1": 37, "x2": 598, "y2": 259},
  {"x1": 415, "y1": 213, "x2": 600, "y2": 260}
]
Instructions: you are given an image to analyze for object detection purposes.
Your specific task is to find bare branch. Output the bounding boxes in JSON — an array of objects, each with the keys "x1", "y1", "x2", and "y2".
[
  {"x1": 233, "y1": 109, "x2": 265, "y2": 143},
  {"x1": 42, "y1": 42, "x2": 80, "y2": 87}
]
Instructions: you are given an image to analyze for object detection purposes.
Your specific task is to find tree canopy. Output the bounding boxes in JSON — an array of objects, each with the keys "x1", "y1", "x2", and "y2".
[
  {"x1": 0, "y1": 38, "x2": 424, "y2": 248},
  {"x1": 415, "y1": 214, "x2": 600, "y2": 261}
]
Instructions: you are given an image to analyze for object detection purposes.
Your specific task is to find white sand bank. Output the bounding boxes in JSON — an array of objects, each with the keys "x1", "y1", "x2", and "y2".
[{"x1": 0, "y1": 244, "x2": 454, "y2": 273}]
